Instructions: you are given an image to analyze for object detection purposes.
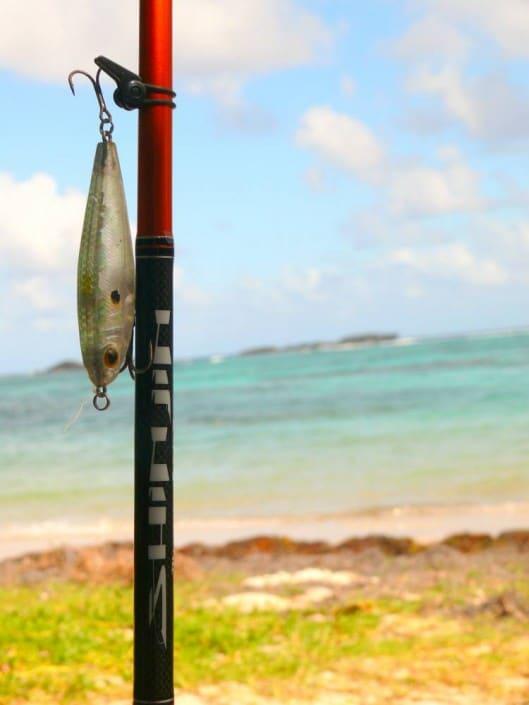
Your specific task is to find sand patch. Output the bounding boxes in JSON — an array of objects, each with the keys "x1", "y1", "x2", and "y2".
[
  {"x1": 243, "y1": 568, "x2": 376, "y2": 588},
  {"x1": 220, "y1": 585, "x2": 335, "y2": 612}
]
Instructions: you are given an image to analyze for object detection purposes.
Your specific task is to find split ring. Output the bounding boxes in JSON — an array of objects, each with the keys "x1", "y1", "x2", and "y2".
[{"x1": 93, "y1": 387, "x2": 110, "y2": 411}]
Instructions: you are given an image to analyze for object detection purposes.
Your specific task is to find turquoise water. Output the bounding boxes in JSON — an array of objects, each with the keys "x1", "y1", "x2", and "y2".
[{"x1": 1, "y1": 331, "x2": 529, "y2": 530}]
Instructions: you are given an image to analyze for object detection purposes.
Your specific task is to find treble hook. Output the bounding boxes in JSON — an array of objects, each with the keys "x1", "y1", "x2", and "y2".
[{"x1": 68, "y1": 68, "x2": 114, "y2": 142}]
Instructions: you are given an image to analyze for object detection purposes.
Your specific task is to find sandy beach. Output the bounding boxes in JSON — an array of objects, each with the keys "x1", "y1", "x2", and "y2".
[{"x1": 2, "y1": 501, "x2": 529, "y2": 562}]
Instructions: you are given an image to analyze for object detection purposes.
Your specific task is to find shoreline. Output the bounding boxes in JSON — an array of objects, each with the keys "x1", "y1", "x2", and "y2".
[
  {"x1": 1, "y1": 500, "x2": 529, "y2": 562},
  {"x1": 2, "y1": 523, "x2": 529, "y2": 589}
]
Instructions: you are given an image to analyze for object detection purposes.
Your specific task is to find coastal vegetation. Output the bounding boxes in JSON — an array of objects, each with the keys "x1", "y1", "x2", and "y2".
[{"x1": 1, "y1": 535, "x2": 529, "y2": 704}]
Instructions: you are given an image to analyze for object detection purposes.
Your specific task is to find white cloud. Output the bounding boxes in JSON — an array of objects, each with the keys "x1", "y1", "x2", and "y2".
[
  {"x1": 1, "y1": 2, "x2": 133, "y2": 83},
  {"x1": 408, "y1": 65, "x2": 529, "y2": 142},
  {"x1": 387, "y1": 156, "x2": 482, "y2": 218},
  {"x1": 241, "y1": 265, "x2": 347, "y2": 310},
  {"x1": 497, "y1": 221, "x2": 529, "y2": 250},
  {"x1": 184, "y1": 75, "x2": 277, "y2": 131},
  {"x1": 0, "y1": 172, "x2": 84, "y2": 271},
  {"x1": 12, "y1": 277, "x2": 60, "y2": 311},
  {"x1": 396, "y1": 3, "x2": 529, "y2": 144},
  {"x1": 404, "y1": 285, "x2": 424, "y2": 300},
  {"x1": 281, "y1": 267, "x2": 334, "y2": 302},
  {"x1": 389, "y1": 243, "x2": 508, "y2": 286},
  {"x1": 175, "y1": 1, "x2": 332, "y2": 77},
  {"x1": 408, "y1": 65, "x2": 477, "y2": 130},
  {"x1": 392, "y1": 15, "x2": 470, "y2": 60},
  {"x1": 33, "y1": 317, "x2": 72, "y2": 333},
  {"x1": 1, "y1": 1, "x2": 332, "y2": 89},
  {"x1": 428, "y1": 0, "x2": 529, "y2": 58},
  {"x1": 464, "y1": 218, "x2": 529, "y2": 285},
  {"x1": 296, "y1": 105, "x2": 484, "y2": 217},
  {"x1": 296, "y1": 106, "x2": 383, "y2": 177},
  {"x1": 174, "y1": 265, "x2": 212, "y2": 306},
  {"x1": 0, "y1": 173, "x2": 86, "y2": 344}
]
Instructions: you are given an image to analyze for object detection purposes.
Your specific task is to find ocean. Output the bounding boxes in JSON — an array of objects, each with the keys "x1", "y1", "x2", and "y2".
[{"x1": 1, "y1": 331, "x2": 529, "y2": 554}]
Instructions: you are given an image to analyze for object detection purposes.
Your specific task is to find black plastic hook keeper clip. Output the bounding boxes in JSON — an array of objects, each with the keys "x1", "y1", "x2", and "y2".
[{"x1": 94, "y1": 55, "x2": 176, "y2": 110}]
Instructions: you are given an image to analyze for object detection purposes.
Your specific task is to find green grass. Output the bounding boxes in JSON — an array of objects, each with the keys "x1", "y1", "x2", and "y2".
[
  {"x1": 1, "y1": 582, "x2": 528, "y2": 704},
  {"x1": 0, "y1": 584, "x2": 380, "y2": 703}
]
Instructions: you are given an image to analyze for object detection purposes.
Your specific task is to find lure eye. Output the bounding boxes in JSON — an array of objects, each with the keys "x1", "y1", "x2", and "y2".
[
  {"x1": 111, "y1": 289, "x2": 121, "y2": 304},
  {"x1": 103, "y1": 346, "x2": 119, "y2": 369}
]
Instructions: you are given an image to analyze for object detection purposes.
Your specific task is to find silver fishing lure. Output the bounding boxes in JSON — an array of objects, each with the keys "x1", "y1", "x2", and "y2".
[{"x1": 69, "y1": 70, "x2": 135, "y2": 411}]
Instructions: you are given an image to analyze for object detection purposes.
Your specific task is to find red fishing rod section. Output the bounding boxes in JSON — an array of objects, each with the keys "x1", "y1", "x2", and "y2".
[
  {"x1": 138, "y1": 0, "x2": 173, "y2": 237},
  {"x1": 135, "y1": 1, "x2": 174, "y2": 704}
]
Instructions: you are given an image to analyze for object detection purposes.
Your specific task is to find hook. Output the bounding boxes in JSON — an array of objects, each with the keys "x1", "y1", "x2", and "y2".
[
  {"x1": 133, "y1": 341, "x2": 154, "y2": 377},
  {"x1": 120, "y1": 327, "x2": 154, "y2": 380},
  {"x1": 68, "y1": 68, "x2": 114, "y2": 141}
]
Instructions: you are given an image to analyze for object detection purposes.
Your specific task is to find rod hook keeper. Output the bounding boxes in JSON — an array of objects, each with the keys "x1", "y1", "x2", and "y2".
[{"x1": 94, "y1": 55, "x2": 176, "y2": 110}]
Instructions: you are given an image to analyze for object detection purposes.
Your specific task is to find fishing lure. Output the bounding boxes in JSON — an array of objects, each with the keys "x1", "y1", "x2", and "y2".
[{"x1": 69, "y1": 70, "x2": 135, "y2": 411}]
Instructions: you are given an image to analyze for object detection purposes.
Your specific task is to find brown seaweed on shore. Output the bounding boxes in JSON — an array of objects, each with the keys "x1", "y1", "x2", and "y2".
[
  {"x1": 0, "y1": 542, "x2": 202, "y2": 586},
  {"x1": 442, "y1": 533, "x2": 494, "y2": 553},
  {"x1": 2, "y1": 530, "x2": 529, "y2": 586},
  {"x1": 338, "y1": 535, "x2": 422, "y2": 555},
  {"x1": 497, "y1": 530, "x2": 529, "y2": 551},
  {"x1": 179, "y1": 534, "x2": 423, "y2": 558},
  {"x1": 180, "y1": 536, "x2": 331, "y2": 558}
]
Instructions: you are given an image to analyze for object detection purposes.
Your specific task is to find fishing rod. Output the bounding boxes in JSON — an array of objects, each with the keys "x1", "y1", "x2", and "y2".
[
  {"x1": 133, "y1": 3, "x2": 175, "y2": 703},
  {"x1": 69, "y1": 1, "x2": 175, "y2": 702}
]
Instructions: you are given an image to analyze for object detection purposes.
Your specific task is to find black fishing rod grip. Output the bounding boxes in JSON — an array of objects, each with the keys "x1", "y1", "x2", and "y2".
[{"x1": 134, "y1": 237, "x2": 174, "y2": 705}]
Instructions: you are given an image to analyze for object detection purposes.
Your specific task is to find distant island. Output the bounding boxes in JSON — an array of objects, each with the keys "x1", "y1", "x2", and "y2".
[
  {"x1": 239, "y1": 333, "x2": 398, "y2": 357},
  {"x1": 44, "y1": 360, "x2": 83, "y2": 374},
  {"x1": 45, "y1": 333, "x2": 399, "y2": 372}
]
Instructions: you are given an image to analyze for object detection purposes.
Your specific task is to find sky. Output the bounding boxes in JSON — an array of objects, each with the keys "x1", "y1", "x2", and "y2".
[{"x1": 2, "y1": 1, "x2": 529, "y2": 372}]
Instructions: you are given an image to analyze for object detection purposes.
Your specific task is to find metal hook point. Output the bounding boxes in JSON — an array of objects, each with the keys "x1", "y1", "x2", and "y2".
[
  {"x1": 68, "y1": 69, "x2": 98, "y2": 99},
  {"x1": 67, "y1": 68, "x2": 114, "y2": 141},
  {"x1": 120, "y1": 332, "x2": 153, "y2": 381},
  {"x1": 131, "y1": 341, "x2": 154, "y2": 378}
]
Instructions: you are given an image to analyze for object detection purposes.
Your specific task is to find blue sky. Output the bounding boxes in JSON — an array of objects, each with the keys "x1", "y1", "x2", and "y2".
[{"x1": 2, "y1": 0, "x2": 529, "y2": 372}]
